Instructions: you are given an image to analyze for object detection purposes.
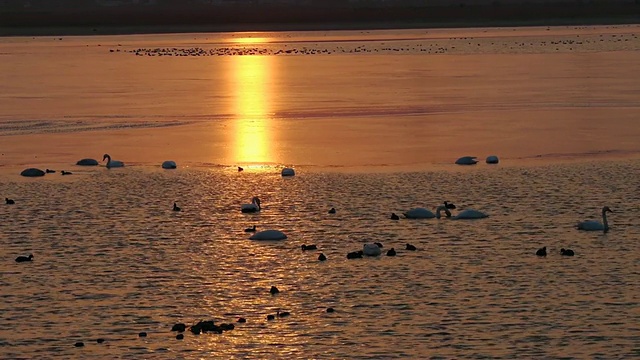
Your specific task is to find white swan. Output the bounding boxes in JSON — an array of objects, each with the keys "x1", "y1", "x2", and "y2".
[
  {"x1": 281, "y1": 168, "x2": 295, "y2": 177},
  {"x1": 577, "y1": 206, "x2": 613, "y2": 232},
  {"x1": 453, "y1": 209, "x2": 488, "y2": 219},
  {"x1": 363, "y1": 243, "x2": 382, "y2": 256},
  {"x1": 162, "y1": 160, "x2": 177, "y2": 169},
  {"x1": 486, "y1": 155, "x2": 499, "y2": 164},
  {"x1": 455, "y1": 156, "x2": 478, "y2": 165},
  {"x1": 103, "y1": 154, "x2": 124, "y2": 168},
  {"x1": 250, "y1": 230, "x2": 287, "y2": 241},
  {"x1": 403, "y1": 205, "x2": 451, "y2": 219},
  {"x1": 76, "y1": 158, "x2": 99, "y2": 166},
  {"x1": 241, "y1": 197, "x2": 261, "y2": 213}
]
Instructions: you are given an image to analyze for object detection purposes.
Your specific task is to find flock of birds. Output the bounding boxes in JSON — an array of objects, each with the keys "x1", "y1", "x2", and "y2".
[
  {"x1": 5, "y1": 153, "x2": 617, "y2": 348},
  {"x1": 109, "y1": 32, "x2": 639, "y2": 58}
]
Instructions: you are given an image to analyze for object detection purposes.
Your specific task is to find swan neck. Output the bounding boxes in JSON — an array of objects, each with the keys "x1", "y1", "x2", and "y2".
[{"x1": 603, "y1": 211, "x2": 609, "y2": 231}]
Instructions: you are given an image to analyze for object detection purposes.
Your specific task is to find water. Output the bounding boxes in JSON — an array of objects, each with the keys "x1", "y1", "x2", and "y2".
[{"x1": 0, "y1": 25, "x2": 639, "y2": 358}]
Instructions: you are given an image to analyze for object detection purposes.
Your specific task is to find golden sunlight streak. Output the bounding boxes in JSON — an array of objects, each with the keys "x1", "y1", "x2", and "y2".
[
  {"x1": 229, "y1": 36, "x2": 271, "y2": 45},
  {"x1": 229, "y1": 55, "x2": 273, "y2": 165}
]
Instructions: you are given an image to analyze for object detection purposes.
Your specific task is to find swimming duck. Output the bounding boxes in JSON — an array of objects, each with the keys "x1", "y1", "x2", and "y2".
[
  {"x1": 172, "y1": 202, "x2": 181, "y2": 211},
  {"x1": 560, "y1": 248, "x2": 575, "y2": 256},
  {"x1": 405, "y1": 244, "x2": 417, "y2": 251},
  {"x1": 390, "y1": 213, "x2": 400, "y2": 220},
  {"x1": 15, "y1": 254, "x2": 33, "y2": 262},
  {"x1": 536, "y1": 246, "x2": 547, "y2": 257},
  {"x1": 5, "y1": 198, "x2": 15, "y2": 204},
  {"x1": 328, "y1": 207, "x2": 336, "y2": 214},
  {"x1": 301, "y1": 244, "x2": 317, "y2": 251}
]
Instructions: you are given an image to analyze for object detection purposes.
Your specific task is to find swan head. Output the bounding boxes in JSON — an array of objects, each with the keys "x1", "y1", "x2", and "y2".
[
  {"x1": 102, "y1": 154, "x2": 111, "y2": 161},
  {"x1": 602, "y1": 206, "x2": 613, "y2": 213},
  {"x1": 252, "y1": 197, "x2": 261, "y2": 208}
]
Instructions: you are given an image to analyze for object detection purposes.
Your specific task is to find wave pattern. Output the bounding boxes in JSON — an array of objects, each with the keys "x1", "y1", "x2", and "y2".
[{"x1": 0, "y1": 159, "x2": 638, "y2": 358}]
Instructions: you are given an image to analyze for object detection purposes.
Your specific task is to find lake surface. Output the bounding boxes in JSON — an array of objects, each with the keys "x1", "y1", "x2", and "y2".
[{"x1": 0, "y1": 25, "x2": 639, "y2": 359}]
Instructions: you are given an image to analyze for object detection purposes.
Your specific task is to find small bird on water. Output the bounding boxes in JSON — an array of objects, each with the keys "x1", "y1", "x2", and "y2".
[
  {"x1": 173, "y1": 202, "x2": 181, "y2": 212},
  {"x1": 15, "y1": 254, "x2": 33, "y2": 262},
  {"x1": 536, "y1": 247, "x2": 547, "y2": 257},
  {"x1": 5, "y1": 198, "x2": 15, "y2": 204}
]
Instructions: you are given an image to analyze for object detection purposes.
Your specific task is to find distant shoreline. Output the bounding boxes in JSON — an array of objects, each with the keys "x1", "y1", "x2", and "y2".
[
  {"x1": 1, "y1": 3, "x2": 639, "y2": 37},
  {"x1": 1, "y1": 18, "x2": 640, "y2": 38}
]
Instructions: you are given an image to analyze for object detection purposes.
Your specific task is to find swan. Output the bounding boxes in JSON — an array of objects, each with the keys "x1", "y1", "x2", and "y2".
[
  {"x1": 250, "y1": 230, "x2": 287, "y2": 240},
  {"x1": 486, "y1": 155, "x2": 499, "y2": 164},
  {"x1": 103, "y1": 154, "x2": 124, "y2": 168},
  {"x1": 20, "y1": 168, "x2": 45, "y2": 177},
  {"x1": 363, "y1": 243, "x2": 382, "y2": 256},
  {"x1": 452, "y1": 209, "x2": 488, "y2": 219},
  {"x1": 536, "y1": 246, "x2": 547, "y2": 257},
  {"x1": 577, "y1": 206, "x2": 613, "y2": 232},
  {"x1": 76, "y1": 158, "x2": 99, "y2": 166},
  {"x1": 404, "y1": 205, "x2": 451, "y2": 219},
  {"x1": 281, "y1": 167, "x2": 295, "y2": 177},
  {"x1": 162, "y1": 160, "x2": 177, "y2": 169},
  {"x1": 241, "y1": 197, "x2": 261, "y2": 213},
  {"x1": 15, "y1": 254, "x2": 33, "y2": 262},
  {"x1": 455, "y1": 156, "x2": 478, "y2": 165}
]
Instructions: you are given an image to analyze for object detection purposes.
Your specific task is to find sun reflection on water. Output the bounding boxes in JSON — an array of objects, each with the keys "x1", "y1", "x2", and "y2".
[{"x1": 229, "y1": 55, "x2": 274, "y2": 167}]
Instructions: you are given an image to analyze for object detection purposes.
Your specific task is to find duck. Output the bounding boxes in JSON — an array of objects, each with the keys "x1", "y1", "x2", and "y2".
[
  {"x1": 301, "y1": 244, "x2": 317, "y2": 251},
  {"x1": 5, "y1": 198, "x2": 15, "y2": 205},
  {"x1": 405, "y1": 243, "x2": 417, "y2": 251},
  {"x1": 61, "y1": 170, "x2": 72, "y2": 175},
  {"x1": 536, "y1": 246, "x2": 547, "y2": 257},
  {"x1": 244, "y1": 225, "x2": 256, "y2": 232},
  {"x1": 241, "y1": 197, "x2": 261, "y2": 213},
  {"x1": 15, "y1": 254, "x2": 33, "y2": 262},
  {"x1": 45, "y1": 169, "x2": 56, "y2": 173},
  {"x1": 328, "y1": 207, "x2": 336, "y2": 214},
  {"x1": 277, "y1": 310, "x2": 290, "y2": 317},
  {"x1": 390, "y1": 213, "x2": 400, "y2": 220},
  {"x1": 172, "y1": 202, "x2": 181, "y2": 212},
  {"x1": 266, "y1": 314, "x2": 275, "y2": 321},
  {"x1": 269, "y1": 286, "x2": 280, "y2": 295},
  {"x1": 577, "y1": 206, "x2": 613, "y2": 232},
  {"x1": 102, "y1": 154, "x2": 124, "y2": 168},
  {"x1": 386, "y1": 248, "x2": 396, "y2": 256},
  {"x1": 318, "y1": 253, "x2": 327, "y2": 261},
  {"x1": 238, "y1": 166, "x2": 244, "y2": 172},
  {"x1": 560, "y1": 248, "x2": 575, "y2": 256},
  {"x1": 347, "y1": 250, "x2": 363, "y2": 259},
  {"x1": 444, "y1": 201, "x2": 456, "y2": 209}
]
